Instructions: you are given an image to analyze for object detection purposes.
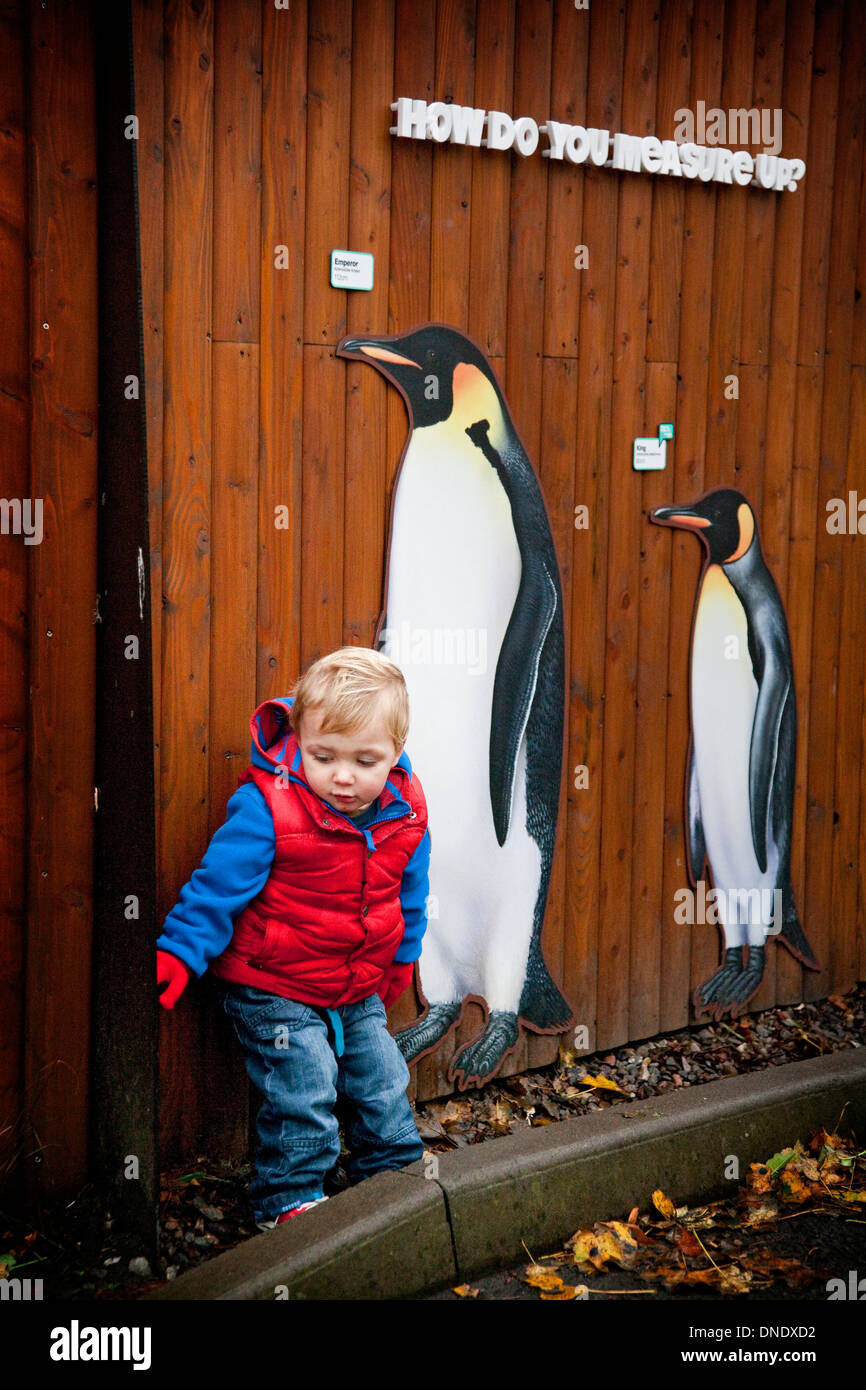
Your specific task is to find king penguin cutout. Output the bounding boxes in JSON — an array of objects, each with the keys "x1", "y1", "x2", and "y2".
[
  {"x1": 337, "y1": 324, "x2": 574, "y2": 1088},
  {"x1": 651, "y1": 489, "x2": 819, "y2": 1017}
]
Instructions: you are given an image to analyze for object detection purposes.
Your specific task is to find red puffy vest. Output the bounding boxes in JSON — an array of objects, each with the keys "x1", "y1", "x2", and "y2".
[{"x1": 209, "y1": 717, "x2": 428, "y2": 1008}]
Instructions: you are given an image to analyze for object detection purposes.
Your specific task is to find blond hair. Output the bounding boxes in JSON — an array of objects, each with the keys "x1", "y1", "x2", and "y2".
[{"x1": 289, "y1": 647, "x2": 409, "y2": 750}]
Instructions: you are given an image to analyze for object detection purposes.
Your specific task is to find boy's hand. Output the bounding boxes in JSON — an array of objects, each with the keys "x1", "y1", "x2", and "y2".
[
  {"x1": 157, "y1": 950, "x2": 190, "y2": 1009},
  {"x1": 378, "y1": 960, "x2": 414, "y2": 1011}
]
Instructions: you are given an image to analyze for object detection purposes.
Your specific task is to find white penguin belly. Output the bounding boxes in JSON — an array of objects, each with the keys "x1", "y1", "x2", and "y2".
[
  {"x1": 691, "y1": 565, "x2": 779, "y2": 942},
  {"x1": 381, "y1": 423, "x2": 542, "y2": 1009}
]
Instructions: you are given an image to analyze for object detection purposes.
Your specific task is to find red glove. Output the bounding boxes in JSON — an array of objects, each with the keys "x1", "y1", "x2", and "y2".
[
  {"x1": 378, "y1": 960, "x2": 414, "y2": 1010},
  {"x1": 157, "y1": 950, "x2": 191, "y2": 1009}
]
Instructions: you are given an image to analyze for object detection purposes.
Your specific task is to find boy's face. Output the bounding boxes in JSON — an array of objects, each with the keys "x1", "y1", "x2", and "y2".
[{"x1": 296, "y1": 705, "x2": 403, "y2": 816}]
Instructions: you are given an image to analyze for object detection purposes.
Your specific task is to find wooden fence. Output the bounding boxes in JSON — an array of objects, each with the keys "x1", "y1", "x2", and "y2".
[{"x1": 2, "y1": 0, "x2": 865, "y2": 1192}]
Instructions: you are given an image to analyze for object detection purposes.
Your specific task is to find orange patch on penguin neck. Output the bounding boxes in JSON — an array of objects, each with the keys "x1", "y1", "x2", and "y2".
[{"x1": 726, "y1": 503, "x2": 755, "y2": 562}]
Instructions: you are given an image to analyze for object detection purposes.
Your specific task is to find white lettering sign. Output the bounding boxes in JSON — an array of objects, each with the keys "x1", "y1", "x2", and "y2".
[{"x1": 390, "y1": 97, "x2": 806, "y2": 193}]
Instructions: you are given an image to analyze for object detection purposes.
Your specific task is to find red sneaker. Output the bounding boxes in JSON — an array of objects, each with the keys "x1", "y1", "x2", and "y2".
[{"x1": 257, "y1": 1196, "x2": 329, "y2": 1231}]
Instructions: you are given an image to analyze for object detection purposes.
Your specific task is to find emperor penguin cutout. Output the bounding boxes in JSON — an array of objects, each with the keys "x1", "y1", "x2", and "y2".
[
  {"x1": 651, "y1": 489, "x2": 819, "y2": 1017},
  {"x1": 337, "y1": 323, "x2": 573, "y2": 1088}
]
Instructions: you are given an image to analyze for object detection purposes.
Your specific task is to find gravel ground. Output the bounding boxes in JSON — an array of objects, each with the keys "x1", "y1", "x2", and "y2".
[{"x1": 2, "y1": 983, "x2": 863, "y2": 1300}]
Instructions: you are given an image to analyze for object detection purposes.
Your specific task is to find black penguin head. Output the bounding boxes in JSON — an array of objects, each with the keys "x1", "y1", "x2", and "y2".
[
  {"x1": 337, "y1": 324, "x2": 502, "y2": 431},
  {"x1": 651, "y1": 488, "x2": 759, "y2": 566}
]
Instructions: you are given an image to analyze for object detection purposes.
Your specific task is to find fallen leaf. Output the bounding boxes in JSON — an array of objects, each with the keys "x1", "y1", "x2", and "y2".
[
  {"x1": 839, "y1": 1189, "x2": 866, "y2": 1204},
  {"x1": 740, "y1": 1248, "x2": 821, "y2": 1290},
  {"x1": 676, "y1": 1228, "x2": 703, "y2": 1258},
  {"x1": 524, "y1": 1267, "x2": 568, "y2": 1292},
  {"x1": 580, "y1": 1073, "x2": 625, "y2": 1094},
  {"x1": 746, "y1": 1162, "x2": 774, "y2": 1194},
  {"x1": 778, "y1": 1168, "x2": 812, "y2": 1204},
  {"x1": 741, "y1": 1197, "x2": 780, "y2": 1226},
  {"x1": 452, "y1": 1284, "x2": 479, "y2": 1298},
  {"x1": 568, "y1": 1222, "x2": 639, "y2": 1270},
  {"x1": 652, "y1": 1189, "x2": 677, "y2": 1219},
  {"x1": 766, "y1": 1148, "x2": 796, "y2": 1174},
  {"x1": 540, "y1": 1284, "x2": 578, "y2": 1300}
]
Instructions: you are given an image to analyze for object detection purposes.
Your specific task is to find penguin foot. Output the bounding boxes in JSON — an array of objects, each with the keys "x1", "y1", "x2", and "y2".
[
  {"x1": 393, "y1": 1001, "x2": 462, "y2": 1064},
  {"x1": 694, "y1": 946, "x2": 768, "y2": 1019},
  {"x1": 694, "y1": 948, "x2": 745, "y2": 1014},
  {"x1": 448, "y1": 1010, "x2": 521, "y2": 1091},
  {"x1": 725, "y1": 946, "x2": 766, "y2": 1012}
]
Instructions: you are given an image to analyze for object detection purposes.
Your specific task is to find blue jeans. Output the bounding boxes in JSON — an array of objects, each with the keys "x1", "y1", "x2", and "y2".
[{"x1": 219, "y1": 984, "x2": 424, "y2": 1221}]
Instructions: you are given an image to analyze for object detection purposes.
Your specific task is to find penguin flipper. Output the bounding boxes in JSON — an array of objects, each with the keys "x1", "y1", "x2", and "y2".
[
  {"x1": 685, "y1": 740, "x2": 707, "y2": 883},
  {"x1": 488, "y1": 556, "x2": 558, "y2": 845},
  {"x1": 748, "y1": 660, "x2": 791, "y2": 875}
]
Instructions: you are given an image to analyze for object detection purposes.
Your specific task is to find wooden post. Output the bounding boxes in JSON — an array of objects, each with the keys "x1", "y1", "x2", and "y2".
[{"x1": 90, "y1": 0, "x2": 159, "y2": 1259}]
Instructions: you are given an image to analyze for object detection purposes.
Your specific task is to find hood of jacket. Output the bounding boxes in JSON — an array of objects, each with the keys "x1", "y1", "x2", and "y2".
[{"x1": 246, "y1": 694, "x2": 416, "y2": 800}]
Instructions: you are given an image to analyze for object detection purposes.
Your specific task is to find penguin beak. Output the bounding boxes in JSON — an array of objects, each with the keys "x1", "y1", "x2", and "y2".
[
  {"x1": 651, "y1": 505, "x2": 710, "y2": 532},
  {"x1": 338, "y1": 338, "x2": 420, "y2": 369}
]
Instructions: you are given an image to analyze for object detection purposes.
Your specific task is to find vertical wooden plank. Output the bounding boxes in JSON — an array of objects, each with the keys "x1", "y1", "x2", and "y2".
[
  {"x1": 158, "y1": 0, "x2": 214, "y2": 1165},
  {"x1": 210, "y1": 344, "x2": 260, "y2": 830},
  {"x1": 132, "y1": 0, "x2": 166, "y2": 831},
  {"x1": 385, "y1": 2, "x2": 435, "y2": 708},
  {"x1": 646, "y1": 0, "x2": 694, "y2": 363},
  {"x1": 91, "y1": 0, "x2": 160, "y2": 1251},
  {"x1": 794, "y1": 0, "x2": 844, "y2": 1009},
  {"x1": 301, "y1": 345, "x2": 345, "y2": 661},
  {"x1": 258, "y1": 0, "x2": 307, "y2": 697},
  {"x1": 303, "y1": 0, "x2": 352, "y2": 347},
  {"x1": 659, "y1": 0, "x2": 724, "y2": 1032},
  {"x1": 211, "y1": 1, "x2": 262, "y2": 1064},
  {"x1": 429, "y1": 0, "x2": 475, "y2": 326},
  {"x1": 25, "y1": 0, "x2": 98, "y2": 1192},
  {"x1": 703, "y1": 0, "x2": 755, "y2": 496},
  {"x1": 389, "y1": 0, "x2": 435, "y2": 338},
  {"x1": 504, "y1": 0, "x2": 552, "y2": 469},
  {"x1": 542, "y1": 0, "x2": 588, "y2": 359},
  {"x1": 853, "y1": 369, "x2": 866, "y2": 984},
  {"x1": 213, "y1": 0, "x2": 261, "y2": 342},
  {"x1": 600, "y1": 0, "x2": 659, "y2": 1047},
  {"x1": 852, "y1": 160, "x2": 866, "y2": 366},
  {"x1": 343, "y1": 0, "x2": 395, "y2": 653},
  {"x1": 817, "y1": 0, "x2": 865, "y2": 1000},
  {"x1": 0, "y1": 0, "x2": 30, "y2": 1192},
  {"x1": 739, "y1": 0, "x2": 785, "y2": 370},
  {"x1": 786, "y1": 364, "x2": 822, "y2": 997},
  {"x1": 505, "y1": 0, "x2": 552, "y2": 1076},
  {"x1": 762, "y1": 0, "x2": 813, "y2": 604},
  {"x1": 632, "y1": 360, "x2": 678, "y2": 1040},
  {"x1": 467, "y1": 0, "x2": 514, "y2": 357},
  {"x1": 566, "y1": 0, "x2": 624, "y2": 1054},
  {"x1": 833, "y1": 365, "x2": 866, "y2": 994}
]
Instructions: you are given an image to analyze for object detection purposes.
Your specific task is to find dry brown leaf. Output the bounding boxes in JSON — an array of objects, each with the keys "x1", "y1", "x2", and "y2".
[
  {"x1": 740, "y1": 1248, "x2": 820, "y2": 1289},
  {"x1": 569, "y1": 1223, "x2": 639, "y2": 1270},
  {"x1": 580, "y1": 1073, "x2": 625, "y2": 1094},
  {"x1": 652, "y1": 1189, "x2": 677, "y2": 1219},
  {"x1": 746, "y1": 1162, "x2": 774, "y2": 1194},
  {"x1": 524, "y1": 1268, "x2": 568, "y2": 1292},
  {"x1": 717, "y1": 1266, "x2": 753, "y2": 1296},
  {"x1": 452, "y1": 1283, "x2": 479, "y2": 1297},
  {"x1": 676, "y1": 1228, "x2": 704, "y2": 1258},
  {"x1": 741, "y1": 1196, "x2": 780, "y2": 1226},
  {"x1": 778, "y1": 1168, "x2": 812, "y2": 1204},
  {"x1": 540, "y1": 1284, "x2": 578, "y2": 1300}
]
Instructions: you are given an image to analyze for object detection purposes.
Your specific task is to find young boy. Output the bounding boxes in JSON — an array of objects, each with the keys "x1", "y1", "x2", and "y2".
[{"x1": 155, "y1": 647, "x2": 430, "y2": 1229}]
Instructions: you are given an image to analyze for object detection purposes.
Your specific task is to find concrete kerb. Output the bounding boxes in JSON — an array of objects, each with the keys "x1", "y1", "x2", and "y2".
[{"x1": 145, "y1": 1047, "x2": 866, "y2": 1301}]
